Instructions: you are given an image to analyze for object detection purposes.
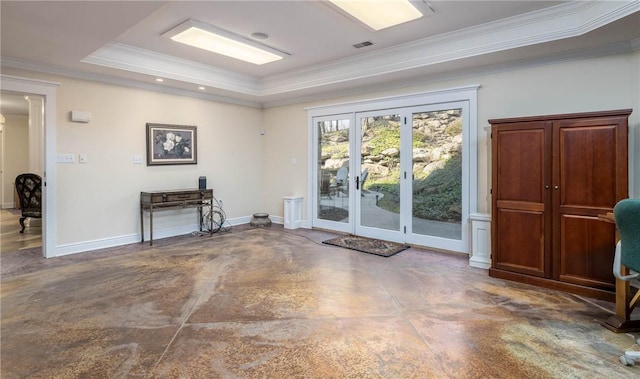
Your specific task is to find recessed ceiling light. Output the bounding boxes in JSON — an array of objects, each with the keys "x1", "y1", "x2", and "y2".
[
  {"x1": 198, "y1": 86, "x2": 206, "y2": 90},
  {"x1": 163, "y1": 20, "x2": 285, "y2": 65},
  {"x1": 155, "y1": 78, "x2": 164, "y2": 82},
  {"x1": 329, "y1": 0, "x2": 423, "y2": 31}
]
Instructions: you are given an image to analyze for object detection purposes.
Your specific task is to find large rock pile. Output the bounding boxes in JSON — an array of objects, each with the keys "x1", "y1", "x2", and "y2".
[{"x1": 321, "y1": 110, "x2": 462, "y2": 183}]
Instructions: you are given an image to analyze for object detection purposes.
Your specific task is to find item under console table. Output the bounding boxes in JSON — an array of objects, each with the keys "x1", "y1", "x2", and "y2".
[{"x1": 140, "y1": 188, "x2": 213, "y2": 245}]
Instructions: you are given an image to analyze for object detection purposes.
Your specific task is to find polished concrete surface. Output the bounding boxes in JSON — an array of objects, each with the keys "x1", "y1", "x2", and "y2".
[{"x1": 2, "y1": 221, "x2": 640, "y2": 378}]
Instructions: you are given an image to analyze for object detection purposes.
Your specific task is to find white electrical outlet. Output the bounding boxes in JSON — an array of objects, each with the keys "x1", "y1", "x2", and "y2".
[
  {"x1": 79, "y1": 154, "x2": 88, "y2": 164},
  {"x1": 133, "y1": 155, "x2": 143, "y2": 164},
  {"x1": 56, "y1": 154, "x2": 75, "y2": 163}
]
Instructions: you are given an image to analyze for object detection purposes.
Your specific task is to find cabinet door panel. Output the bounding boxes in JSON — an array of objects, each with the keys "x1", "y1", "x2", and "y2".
[
  {"x1": 495, "y1": 128, "x2": 546, "y2": 203},
  {"x1": 553, "y1": 116, "x2": 628, "y2": 285},
  {"x1": 494, "y1": 208, "x2": 546, "y2": 277},
  {"x1": 557, "y1": 125, "x2": 618, "y2": 208},
  {"x1": 492, "y1": 122, "x2": 550, "y2": 277},
  {"x1": 558, "y1": 214, "x2": 616, "y2": 290}
]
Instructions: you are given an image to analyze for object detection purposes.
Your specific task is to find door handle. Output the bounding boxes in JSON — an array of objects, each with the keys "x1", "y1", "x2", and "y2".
[{"x1": 355, "y1": 176, "x2": 360, "y2": 190}]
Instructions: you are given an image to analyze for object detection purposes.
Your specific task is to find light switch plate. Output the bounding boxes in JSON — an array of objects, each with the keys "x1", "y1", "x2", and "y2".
[{"x1": 56, "y1": 154, "x2": 75, "y2": 163}]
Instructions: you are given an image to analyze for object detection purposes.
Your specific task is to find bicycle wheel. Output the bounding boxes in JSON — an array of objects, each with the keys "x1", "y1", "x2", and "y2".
[{"x1": 210, "y1": 210, "x2": 224, "y2": 232}]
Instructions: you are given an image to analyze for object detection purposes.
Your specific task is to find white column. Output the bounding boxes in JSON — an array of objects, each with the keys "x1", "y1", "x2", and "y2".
[
  {"x1": 469, "y1": 213, "x2": 491, "y2": 269},
  {"x1": 27, "y1": 96, "x2": 44, "y2": 175},
  {"x1": 283, "y1": 196, "x2": 303, "y2": 229}
]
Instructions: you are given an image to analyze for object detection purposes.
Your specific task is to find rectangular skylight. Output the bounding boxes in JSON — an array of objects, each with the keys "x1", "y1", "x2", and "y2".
[
  {"x1": 163, "y1": 20, "x2": 283, "y2": 65},
  {"x1": 330, "y1": 0, "x2": 423, "y2": 30}
]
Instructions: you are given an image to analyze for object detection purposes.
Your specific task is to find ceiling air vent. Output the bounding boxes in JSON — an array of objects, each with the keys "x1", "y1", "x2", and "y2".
[{"x1": 353, "y1": 41, "x2": 373, "y2": 48}]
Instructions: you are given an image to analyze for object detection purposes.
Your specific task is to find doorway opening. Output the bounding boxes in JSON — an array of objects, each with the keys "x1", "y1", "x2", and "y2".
[
  {"x1": 1, "y1": 75, "x2": 59, "y2": 258},
  {"x1": 0, "y1": 92, "x2": 43, "y2": 253}
]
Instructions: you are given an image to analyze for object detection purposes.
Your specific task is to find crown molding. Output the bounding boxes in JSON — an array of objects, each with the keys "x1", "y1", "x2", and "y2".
[
  {"x1": 3, "y1": 36, "x2": 635, "y2": 111},
  {"x1": 0, "y1": 57, "x2": 263, "y2": 108},
  {"x1": 72, "y1": 0, "x2": 640, "y2": 99},
  {"x1": 3, "y1": 1, "x2": 638, "y2": 108},
  {"x1": 0, "y1": 74, "x2": 60, "y2": 89},
  {"x1": 259, "y1": 0, "x2": 640, "y2": 96},
  {"x1": 261, "y1": 39, "x2": 636, "y2": 108},
  {"x1": 83, "y1": 43, "x2": 262, "y2": 96}
]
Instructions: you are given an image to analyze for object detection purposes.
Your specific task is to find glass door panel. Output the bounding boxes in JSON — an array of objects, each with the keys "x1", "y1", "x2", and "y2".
[
  {"x1": 314, "y1": 116, "x2": 351, "y2": 232},
  {"x1": 355, "y1": 112, "x2": 403, "y2": 242},
  {"x1": 411, "y1": 109, "x2": 462, "y2": 240}
]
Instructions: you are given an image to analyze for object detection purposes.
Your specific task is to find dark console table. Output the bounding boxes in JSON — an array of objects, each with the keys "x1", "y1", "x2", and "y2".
[{"x1": 140, "y1": 188, "x2": 213, "y2": 245}]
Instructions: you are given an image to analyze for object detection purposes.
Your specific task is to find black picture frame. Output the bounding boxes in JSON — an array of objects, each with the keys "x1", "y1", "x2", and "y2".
[{"x1": 146, "y1": 123, "x2": 197, "y2": 166}]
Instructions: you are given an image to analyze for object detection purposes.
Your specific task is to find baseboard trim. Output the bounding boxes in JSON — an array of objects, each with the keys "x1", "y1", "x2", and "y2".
[
  {"x1": 53, "y1": 215, "x2": 255, "y2": 257},
  {"x1": 51, "y1": 214, "x2": 309, "y2": 258}
]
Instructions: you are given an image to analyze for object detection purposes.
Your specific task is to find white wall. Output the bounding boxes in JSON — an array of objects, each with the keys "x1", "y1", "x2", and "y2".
[
  {"x1": 261, "y1": 52, "x2": 639, "y2": 222},
  {"x1": 56, "y1": 77, "x2": 264, "y2": 246},
  {"x1": 260, "y1": 105, "x2": 309, "y2": 220},
  {"x1": 3, "y1": 50, "x2": 638, "y2": 254},
  {"x1": 2, "y1": 114, "x2": 29, "y2": 208},
  {"x1": 3, "y1": 68, "x2": 264, "y2": 250}
]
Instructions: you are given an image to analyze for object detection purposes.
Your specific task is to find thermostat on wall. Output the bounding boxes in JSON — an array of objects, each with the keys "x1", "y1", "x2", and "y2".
[{"x1": 70, "y1": 110, "x2": 91, "y2": 123}]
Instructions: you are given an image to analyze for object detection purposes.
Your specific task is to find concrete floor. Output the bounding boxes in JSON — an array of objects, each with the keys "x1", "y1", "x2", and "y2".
[{"x1": 2, "y1": 219, "x2": 640, "y2": 377}]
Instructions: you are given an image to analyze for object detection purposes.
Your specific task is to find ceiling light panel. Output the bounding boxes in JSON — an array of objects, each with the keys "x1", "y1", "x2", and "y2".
[
  {"x1": 329, "y1": 0, "x2": 423, "y2": 31},
  {"x1": 163, "y1": 20, "x2": 284, "y2": 65}
]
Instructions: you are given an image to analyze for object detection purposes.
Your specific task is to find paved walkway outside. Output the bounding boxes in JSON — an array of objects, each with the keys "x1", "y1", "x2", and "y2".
[{"x1": 319, "y1": 189, "x2": 461, "y2": 240}]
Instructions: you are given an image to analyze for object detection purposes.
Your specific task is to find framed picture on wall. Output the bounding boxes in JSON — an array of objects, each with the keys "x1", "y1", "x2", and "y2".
[{"x1": 146, "y1": 123, "x2": 197, "y2": 166}]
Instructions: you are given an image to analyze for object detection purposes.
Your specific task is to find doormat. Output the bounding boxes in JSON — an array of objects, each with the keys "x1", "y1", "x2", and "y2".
[{"x1": 322, "y1": 235, "x2": 409, "y2": 257}]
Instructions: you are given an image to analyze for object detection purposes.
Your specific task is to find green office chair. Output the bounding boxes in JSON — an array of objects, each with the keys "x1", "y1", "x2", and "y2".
[{"x1": 612, "y1": 198, "x2": 640, "y2": 366}]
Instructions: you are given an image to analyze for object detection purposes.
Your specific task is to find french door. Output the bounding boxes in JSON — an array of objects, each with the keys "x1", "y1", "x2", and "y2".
[
  {"x1": 312, "y1": 101, "x2": 469, "y2": 253},
  {"x1": 354, "y1": 110, "x2": 403, "y2": 242},
  {"x1": 314, "y1": 114, "x2": 353, "y2": 233}
]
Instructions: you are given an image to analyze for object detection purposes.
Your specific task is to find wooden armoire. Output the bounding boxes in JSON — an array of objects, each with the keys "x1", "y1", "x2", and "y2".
[{"x1": 489, "y1": 109, "x2": 631, "y2": 301}]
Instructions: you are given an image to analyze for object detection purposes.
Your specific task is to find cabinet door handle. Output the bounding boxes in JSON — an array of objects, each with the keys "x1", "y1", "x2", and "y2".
[
  {"x1": 545, "y1": 185, "x2": 550, "y2": 189},
  {"x1": 554, "y1": 185, "x2": 559, "y2": 190}
]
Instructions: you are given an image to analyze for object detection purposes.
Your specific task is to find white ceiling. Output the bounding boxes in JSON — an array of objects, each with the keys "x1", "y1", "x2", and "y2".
[{"x1": 1, "y1": 1, "x2": 639, "y2": 108}]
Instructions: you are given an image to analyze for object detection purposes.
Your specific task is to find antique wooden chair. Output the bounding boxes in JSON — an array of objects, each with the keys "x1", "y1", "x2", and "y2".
[{"x1": 14, "y1": 173, "x2": 42, "y2": 233}]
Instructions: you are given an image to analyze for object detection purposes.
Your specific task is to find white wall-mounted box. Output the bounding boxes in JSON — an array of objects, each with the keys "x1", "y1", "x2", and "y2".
[{"x1": 70, "y1": 110, "x2": 91, "y2": 123}]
